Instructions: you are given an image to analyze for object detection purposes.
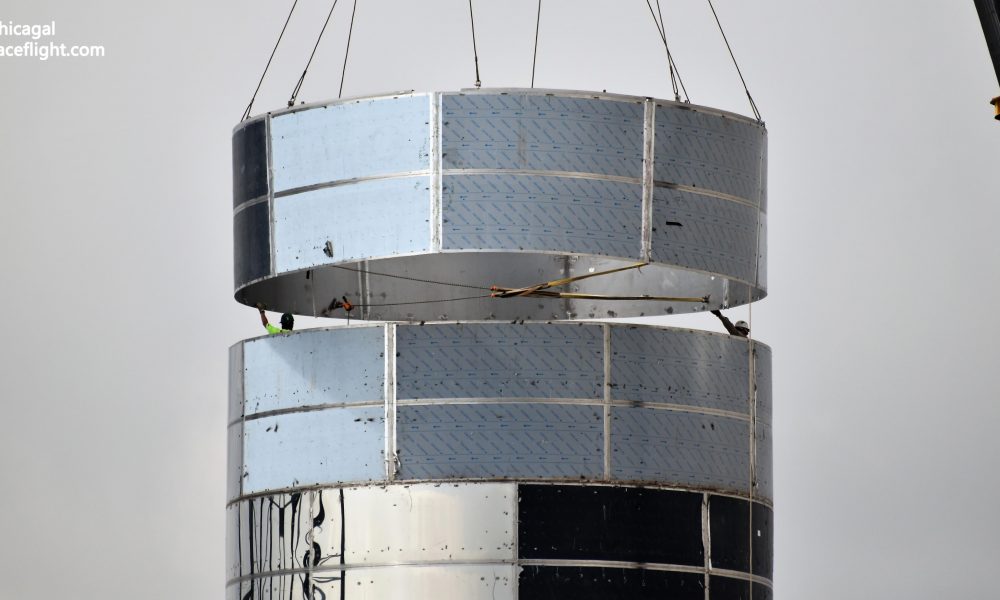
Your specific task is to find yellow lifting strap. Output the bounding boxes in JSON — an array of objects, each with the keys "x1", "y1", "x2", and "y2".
[{"x1": 490, "y1": 262, "x2": 709, "y2": 303}]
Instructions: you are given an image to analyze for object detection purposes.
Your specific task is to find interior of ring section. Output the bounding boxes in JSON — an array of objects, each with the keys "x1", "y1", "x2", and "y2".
[{"x1": 235, "y1": 252, "x2": 765, "y2": 321}]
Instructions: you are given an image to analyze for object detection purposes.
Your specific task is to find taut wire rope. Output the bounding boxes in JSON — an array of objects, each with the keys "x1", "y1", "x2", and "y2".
[
  {"x1": 468, "y1": 0, "x2": 482, "y2": 87},
  {"x1": 531, "y1": 0, "x2": 542, "y2": 87},
  {"x1": 707, "y1": 0, "x2": 762, "y2": 122},
  {"x1": 338, "y1": 0, "x2": 359, "y2": 98},
  {"x1": 242, "y1": 0, "x2": 299, "y2": 120},
  {"x1": 289, "y1": 0, "x2": 341, "y2": 106},
  {"x1": 644, "y1": 0, "x2": 689, "y2": 102}
]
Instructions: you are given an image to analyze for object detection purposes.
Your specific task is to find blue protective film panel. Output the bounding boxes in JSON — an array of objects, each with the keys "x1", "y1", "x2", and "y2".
[
  {"x1": 273, "y1": 176, "x2": 431, "y2": 272},
  {"x1": 611, "y1": 407, "x2": 749, "y2": 492},
  {"x1": 271, "y1": 96, "x2": 430, "y2": 192},
  {"x1": 442, "y1": 93, "x2": 644, "y2": 177},
  {"x1": 610, "y1": 326, "x2": 751, "y2": 415},
  {"x1": 242, "y1": 407, "x2": 384, "y2": 494},
  {"x1": 243, "y1": 328, "x2": 385, "y2": 415},
  {"x1": 442, "y1": 174, "x2": 642, "y2": 258},
  {"x1": 396, "y1": 323, "x2": 603, "y2": 400},
  {"x1": 397, "y1": 403, "x2": 604, "y2": 479},
  {"x1": 653, "y1": 106, "x2": 764, "y2": 203},
  {"x1": 649, "y1": 187, "x2": 760, "y2": 283}
]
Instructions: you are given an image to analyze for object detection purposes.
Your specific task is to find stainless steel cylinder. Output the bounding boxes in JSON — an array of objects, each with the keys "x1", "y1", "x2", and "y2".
[
  {"x1": 228, "y1": 88, "x2": 772, "y2": 599},
  {"x1": 227, "y1": 322, "x2": 772, "y2": 599},
  {"x1": 232, "y1": 89, "x2": 767, "y2": 322}
]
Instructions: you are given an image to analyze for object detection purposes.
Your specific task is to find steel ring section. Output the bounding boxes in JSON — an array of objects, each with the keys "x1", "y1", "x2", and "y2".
[
  {"x1": 225, "y1": 482, "x2": 772, "y2": 600},
  {"x1": 232, "y1": 89, "x2": 767, "y2": 321},
  {"x1": 228, "y1": 322, "x2": 771, "y2": 502}
]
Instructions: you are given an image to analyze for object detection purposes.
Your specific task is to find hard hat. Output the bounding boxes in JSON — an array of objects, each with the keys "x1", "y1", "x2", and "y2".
[
  {"x1": 734, "y1": 320, "x2": 749, "y2": 331},
  {"x1": 280, "y1": 313, "x2": 294, "y2": 329}
]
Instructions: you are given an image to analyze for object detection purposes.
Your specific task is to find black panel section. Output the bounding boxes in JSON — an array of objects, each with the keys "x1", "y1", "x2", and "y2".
[
  {"x1": 233, "y1": 119, "x2": 269, "y2": 207},
  {"x1": 234, "y1": 201, "x2": 271, "y2": 287},
  {"x1": 709, "y1": 495, "x2": 774, "y2": 579},
  {"x1": 518, "y1": 485, "x2": 703, "y2": 566},
  {"x1": 753, "y1": 583, "x2": 773, "y2": 600},
  {"x1": 520, "y1": 566, "x2": 704, "y2": 600},
  {"x1": 709, "y1": 575, "x2": 749, "y2": 600},
  {"x1": 752, "y1": 502, "x2": 773, "y2": 579},
  {"x1": 709, "y1": 496, "x2": 749, "y2": 573}
]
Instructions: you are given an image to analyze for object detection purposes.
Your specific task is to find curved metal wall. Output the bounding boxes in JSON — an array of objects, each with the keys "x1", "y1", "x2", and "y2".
[
  {"x1": 225, "y1": 483, "x2": 772, "y2": 600},
  {"x1": 228, "y1": 323, "x2": 771, "y2": 501},
  {"x1": 227, "y1": 89, "x2": 773, "y2": 599},
  {"x1": 231, "y1": 89, "x2": 767, "y2": 321}
]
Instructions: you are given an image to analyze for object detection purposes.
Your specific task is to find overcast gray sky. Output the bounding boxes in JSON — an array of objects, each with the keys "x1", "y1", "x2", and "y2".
[{"x1": 0, "y1": 1, "x2": 997, "y2": 598}]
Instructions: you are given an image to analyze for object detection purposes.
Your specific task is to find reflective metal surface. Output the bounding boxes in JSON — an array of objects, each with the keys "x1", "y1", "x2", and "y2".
[
  {"x1": 228, "y1": 323, "x2": 771, "y2": 500},
  {"x1": 226, "y1": 482, "x2": 771, "y2": 599},
  {"x1": 231, "y1": 89, "x2": 767, "y2": 320}
]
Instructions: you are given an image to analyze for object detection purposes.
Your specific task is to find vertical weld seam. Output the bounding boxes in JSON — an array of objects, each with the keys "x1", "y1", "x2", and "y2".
[
  {"x1": 385, "y1": 324, "x2": 398, "y2": 480},
  {"x1": 512, "y1": 482, "x2": 521, "y2": 600},
  {"x1": 239, "y1": 343, "x2": 246, "y2": 500},
  {"x1": 702, "y1": 492, "x2": 711, "y2": 600},
  {"x1": 430, "y1": 93, "x2": 443, "y2": 252},
  {"x1": 602, "y1": 324, "x2": 612, "y2": 480},
  {"x1": 640, "y1": 98, "x2": 655, "y2": 262},
  {"x1": 265, "y1": 114, "x2": 276, "y2": 276},
  {"x1": 359, "y1": 260, "x2": 371, "y2": 320}
]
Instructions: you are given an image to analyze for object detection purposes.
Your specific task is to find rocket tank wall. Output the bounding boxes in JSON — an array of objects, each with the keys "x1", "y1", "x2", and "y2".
[{"x1": 229, "y1": 89, "x2": 772, "y2": 599}]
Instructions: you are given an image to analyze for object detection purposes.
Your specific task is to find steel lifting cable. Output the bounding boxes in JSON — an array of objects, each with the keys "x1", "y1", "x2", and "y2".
[
  {"x1": 468, "y1": 0, "x2": 482, "y2": 88},
  {"x1": 338, "y1": 0, "x2": 358, "y2": 98},
  {"x1": 644, "y1": 0, "x2": 689, "y2": 103},
  {"x1": 706, "y1": 0, "x2": 762, "y2": 122},
  {"x1": 328, "y1": 263, "x2": 492, "y2": 291},
  {"x1": 531, "y1": 0, "x2": 542, "y2": 87},
  {"x1": 289, "y1": 0, "x2": 341, "y2": 107},
  {"x1": 242, "y1": 0, "x2": 300, "y2": 120}
]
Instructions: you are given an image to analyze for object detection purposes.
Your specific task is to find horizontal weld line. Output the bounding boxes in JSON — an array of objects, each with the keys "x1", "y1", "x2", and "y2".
[
  {"x1": 229, "y1": 401, "x2": 384, "y2": 426},
  {"x1": 709, "y1": 567, "x2": 774, "y2": 588},
  {"x1": 227, "y1": 560, "x2": 514, "y2": 585},
  {"x1": 519, "y1": 559, "x2": 704, "y2": 574},
  {"x1": 230, "y1": 398, "x2": 754, "y2": 425},
  {"x1": 273, "y1": 171, "x2": 431, "y2": 198},
  {"x1": 652, "y1": 180, "x2": 759, "y2": 208},
  {"x1": 227, "y1": 560, "x2": 772, "y2": 587},
  {"x1": 397, "y1": 397, "x2": 602, "y2": 407},
  {"x1": 440, "y1": 168, "x2": 641, "y2": 185},
  {"x1": 232, "y1": 195, "x2": 269, "y2": 215},
  {"x1": 226, "y1": 479, "x2": 773, "y2": 509}
]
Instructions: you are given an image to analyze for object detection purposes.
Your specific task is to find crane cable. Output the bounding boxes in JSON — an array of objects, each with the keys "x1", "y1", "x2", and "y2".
[
  {"x1": 468, "y1": 0, "x2": 482, "y2": 88},
  {"x1": 645, "y1": 0, "x2": 689, "y2": 103},
  {"x1": 338, "y1": 0, "x2": 358, "y2": 98},
  {"x1": 289, "y1": 0, "x2": 341, "y2": 107},
  {"x1": 242, "y1": 0, "x2": 299, "y2": 120},
  {"x1": 706, "y1": 0, "x2": 762, "y2": 122},
  {"x1": 531, "y1": 0, "x2": 542, "y2": 87}
]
